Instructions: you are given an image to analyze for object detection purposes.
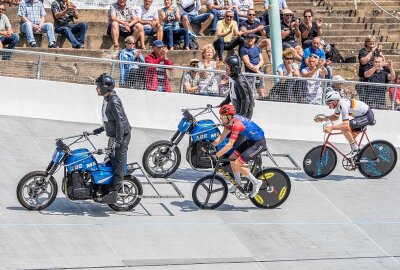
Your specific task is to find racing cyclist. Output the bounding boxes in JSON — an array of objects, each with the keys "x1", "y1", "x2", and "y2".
[
  {"x1": 314, "y1": 91, "x2": 375, "y2": 157},
  {"x1": 211, "y1": 104, "x2": 266, "y2": 198}
]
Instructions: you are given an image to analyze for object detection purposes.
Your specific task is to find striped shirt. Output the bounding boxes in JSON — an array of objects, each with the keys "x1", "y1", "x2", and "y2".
[{"x1": 18, "y1": 0, "x2": 46, "y2": 25}]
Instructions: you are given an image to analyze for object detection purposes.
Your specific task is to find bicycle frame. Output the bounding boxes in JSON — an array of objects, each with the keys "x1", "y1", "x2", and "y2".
[
  {"x1": 208, "y1": 157, "x2": 264, "y2": 204},
  {"x1": 321, "y1": 128, "x2": 379, "y2": 161}
]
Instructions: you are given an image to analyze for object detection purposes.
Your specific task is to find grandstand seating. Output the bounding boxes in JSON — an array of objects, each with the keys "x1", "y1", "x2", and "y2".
[{"x1": 2, "y1": 0, "x2": 400, "y2": 80}]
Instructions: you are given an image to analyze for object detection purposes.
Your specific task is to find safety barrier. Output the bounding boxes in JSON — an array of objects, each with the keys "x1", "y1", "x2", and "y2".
[{"x1": 1, "y1": 48, "x2": 400, "y2": 111}]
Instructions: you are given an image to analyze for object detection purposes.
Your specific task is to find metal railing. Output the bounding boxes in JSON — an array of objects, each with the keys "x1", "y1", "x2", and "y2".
[{"x1": 0, "y1": 48, "x2": 399, "y2": 111}]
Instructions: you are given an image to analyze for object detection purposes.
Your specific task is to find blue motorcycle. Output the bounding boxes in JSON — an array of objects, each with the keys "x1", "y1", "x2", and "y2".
[
  {"x1": 16, "y1": 132, "x2": 143, "y2": 211},
  {"x1": 142, "y1": 105, "x2": 261, "y2": 178}
]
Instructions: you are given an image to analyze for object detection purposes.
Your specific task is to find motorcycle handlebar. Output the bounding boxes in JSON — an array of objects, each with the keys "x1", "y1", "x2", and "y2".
[{"x1": 183, "y1": 104, "x2": 220, "y2": 111}]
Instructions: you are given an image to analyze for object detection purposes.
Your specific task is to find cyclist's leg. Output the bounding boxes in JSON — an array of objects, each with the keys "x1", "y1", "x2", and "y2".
[
  {"x1": 229, "y1": 140, "x2": 250, "y2": 188},
  {"x1": 348, "y1": 108, "x2": 375, "y2": 152},
  {"x1": 235, "y1": 138, "x2": 267, "y2": 197}
]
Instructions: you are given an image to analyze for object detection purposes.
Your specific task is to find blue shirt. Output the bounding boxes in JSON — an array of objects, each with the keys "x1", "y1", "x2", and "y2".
[
  {"x1": 119, "y1": 48, "x2": 145, "y2": 85},
  {"x1": 239, "y1": 45, "x2": 261, "y2": 73},
  {"x1": 300, "y1": 47, "x2": 326, "y2": 70},
  {"x1": 18, "y1": 0, "x2": 46, "y2": 25}
]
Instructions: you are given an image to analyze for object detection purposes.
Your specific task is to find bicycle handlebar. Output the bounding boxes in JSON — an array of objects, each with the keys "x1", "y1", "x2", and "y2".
[{"x1": 183, "y1": 104, "x2": 220, "y2": 112}]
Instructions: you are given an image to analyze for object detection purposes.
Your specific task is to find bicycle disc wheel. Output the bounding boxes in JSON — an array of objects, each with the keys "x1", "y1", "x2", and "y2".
[
  {"x1": 357, "y1": 140, "x2": 397, "y2": 179},
  {"x1": 303, "y1": 145, "x2": 337, "y2": 179},
  {"x1": 250, "y1": 168, "x2": 291, "y2": 209},
  {"x1": 192, "y1": 175, "x2": 228, "y2": 209}
]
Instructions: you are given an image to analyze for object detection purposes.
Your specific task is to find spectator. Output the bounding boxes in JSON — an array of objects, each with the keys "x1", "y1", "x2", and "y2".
[
  {"x1": 0, "y1": 4, "x2": 19, "y2": 60},
  {"x1": 299, "y1": 9, "x2": 322, "y2": 49},
  {"x1": 207, "y1": 0, "x2": 237, "y2": 35},
  {"x1": 389, "y1": 74, "x2": 400, "y2": 110},
  {"x1": 198, "y1": 44, "x2": 219, "y2": 95},
  {"x1": 262, "y1": 0, "x2": 288, "y2": 26},
  {"x1": 331, "y1": 75, "x2": 354, "y2": 98},
  {"x1": 301, "y1": 54, "x2": 328, "y2": 104},
  {"x1": 183, "y1": 58, "x2": 200, "y2": 94},
  {"x1": 160, "y1": 0, "x2": 189, "y2": 50},
  {"x1": 358, "y1": 35, "x2": 385, "y2": 81},
  {"x1": 281, "y1": 9, "x2": 302, "y2": 61},
  {"x1": 51, "y1": 0, "x2": 88, "y2": 49},
  {"x1": 363, "y1": 56, "x2": 395, "y2": 109},
  {"x1": 18, "y1": 0, "x2": 57, "y2": 48},
  {"x1": 239, "y1": 8, "x2": 271, "y2": 62},
  {"x1": 145, "y1": 40, "x2": 173, "y2": 92},
  {"x1": 268, "y1": 48, "x2": 300, "y2": 101},
  {"x1": 119, "y1": 36, "x2": 145, "y2": 89},
  {"x1": 277, "y1": 48, "x2": 300, "y2": 77},
  {"x1": 139, "y1": 0, "x2": 163, "y2": 41},
  {"x1": 107, "y1": 0, "x2": 144, "y2": 50},
  {"x1": 232, "y1": 0, "x2": 254, "y2": 24},
  {"x1": 300, "y1": 37, "x2": 325, "y2": 71},
  {"x1": 239, "y1": 33, "x2": 265, "y2": 97},
  {"x1": 180, "y1": 0, "x2": 214, "y2": 36},
  {"x1": 213, "y1": 10, "x2": 244, "y2": 61}
]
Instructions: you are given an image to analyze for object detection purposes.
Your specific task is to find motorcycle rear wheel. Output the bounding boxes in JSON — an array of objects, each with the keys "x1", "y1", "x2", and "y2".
[
  {"x1": 142, "y1": 140, "x2": 181, "y2": 178},
  {"x1": 16, "y1": 171, "x2": 58, "y2": 211},
  {"x1": 108, "y1": 175, "x2": 143, "y2": 211}
]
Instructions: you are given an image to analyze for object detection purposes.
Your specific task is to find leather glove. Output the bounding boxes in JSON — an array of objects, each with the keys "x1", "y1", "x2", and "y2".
[
  {"x1": 93, "y1": 127, "x2": 104, "y2": 135},
  {"x1": 83, "y1": 131, "x2": 90, "y2": 136},
  {"x1": 210, "y1": 154, "x2": 218, "y2": 163},
  {"x1": 113, "y1": 142, "x2": 121, "y2": 151}
]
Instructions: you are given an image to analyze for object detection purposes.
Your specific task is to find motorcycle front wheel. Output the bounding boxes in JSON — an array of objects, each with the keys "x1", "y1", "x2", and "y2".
[
  {"x1": 142, "y1": 140, "x2": 181, "y2": 178},
  {"x1": 108, "y1": 175, "x2": 143, "y2": 211},
  {"x1": 16, "y1": 171, "x2": 58, "y2": 211}
]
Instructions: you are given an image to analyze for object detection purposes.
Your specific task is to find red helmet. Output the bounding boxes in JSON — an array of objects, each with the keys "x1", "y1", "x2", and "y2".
[{"x1": 219, "y1": 104, "x2": 236, "y2": 116}]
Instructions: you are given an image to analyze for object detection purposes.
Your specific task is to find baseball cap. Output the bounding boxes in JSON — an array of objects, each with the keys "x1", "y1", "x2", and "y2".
[{"x1": 153, "y1": 40, "x2": 165, "y2": 48}]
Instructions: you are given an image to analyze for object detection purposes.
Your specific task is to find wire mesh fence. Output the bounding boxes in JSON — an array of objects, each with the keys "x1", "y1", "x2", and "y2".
[{"x1": 1, "y1": 48, "x2": 400, "y2": 111}]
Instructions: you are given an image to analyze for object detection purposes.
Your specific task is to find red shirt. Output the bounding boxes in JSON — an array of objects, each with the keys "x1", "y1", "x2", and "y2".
[{"x1": 389, "y1": 86, "x2": 400, "y2": 101}]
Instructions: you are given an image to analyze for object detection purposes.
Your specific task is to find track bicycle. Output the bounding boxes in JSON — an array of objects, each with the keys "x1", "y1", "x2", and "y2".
[
  {"x1": 303, "y1": 116, "x2": 397, "y2": 179},
  {"x1": 192, "y1": 151, "x2": 291, "y2": 209}
]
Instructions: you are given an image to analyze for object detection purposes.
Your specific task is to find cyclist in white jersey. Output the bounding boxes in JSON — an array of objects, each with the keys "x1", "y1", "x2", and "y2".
[{"x1": 314, "y1": 91, "x2": 375, "y2": 157}]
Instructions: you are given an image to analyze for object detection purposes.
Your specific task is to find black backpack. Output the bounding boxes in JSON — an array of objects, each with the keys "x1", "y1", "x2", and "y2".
[
  {"x1": 326, "y1": 44, "x2": 344, "y2": 63},
  {"x1": 189, "y1": 36, "x2": 200, "y2": 50}
]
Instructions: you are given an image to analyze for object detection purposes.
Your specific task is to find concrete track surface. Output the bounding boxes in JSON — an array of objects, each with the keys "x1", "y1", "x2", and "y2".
[{"x1": 1, "y1": 115, "x2": 399, "y2": 270}]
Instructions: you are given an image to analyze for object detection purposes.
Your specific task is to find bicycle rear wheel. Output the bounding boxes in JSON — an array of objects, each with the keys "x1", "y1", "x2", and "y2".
[
  {"x1": 192, "y1": 175, "x2": 228, "y2": 209},
  {"x1": 249, "y1": 168, "x2": 291, "y2": 209},
  {"x1": 303, "y1": 145, "x2": 337, "y2": 179},
  {"x1": 357, "y1": 140, "x2": 397, "y2": 179}
]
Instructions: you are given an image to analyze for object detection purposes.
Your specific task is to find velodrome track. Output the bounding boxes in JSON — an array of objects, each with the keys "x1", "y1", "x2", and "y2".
[{"x1": 1, "y1": 115, "x2": 399, "y2": 269}]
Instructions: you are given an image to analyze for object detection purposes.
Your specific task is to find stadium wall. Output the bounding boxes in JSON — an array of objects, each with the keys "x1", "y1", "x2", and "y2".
[{"x1": 1, "y1": 76, "x2": 399, "y2": 146}]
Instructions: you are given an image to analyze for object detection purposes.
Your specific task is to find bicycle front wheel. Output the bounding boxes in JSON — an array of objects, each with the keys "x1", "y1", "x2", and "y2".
[
  {"x1": 250, "y1": 168, "x2": 291, "y2": 209},
  {"x1": 192, "y1": 175, "x2": 228, "y2": 209},
  {"x1": 303, "y1": 145, "x2": 337, "y2": 179},
  {"x1": 357, "y1": 140, "x2": 397, "y2": 179}
]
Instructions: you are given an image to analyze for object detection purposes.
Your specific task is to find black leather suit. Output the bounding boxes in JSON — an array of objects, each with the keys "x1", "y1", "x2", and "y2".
[
  {"x1": 94, "y1": 91, "x2": 131, "y2": 189},
  {"x1": 220, "y1": 74, "x2": 255, "y2": 119}
]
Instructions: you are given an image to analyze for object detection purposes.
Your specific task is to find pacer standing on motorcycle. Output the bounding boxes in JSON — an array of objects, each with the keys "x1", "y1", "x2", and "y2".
[
  {"x1": 92, "y1": 73, "x2": 132, "y2": 204},
  {"x1": 211, "y1": 104, "x2": 266, "y2": 198}
]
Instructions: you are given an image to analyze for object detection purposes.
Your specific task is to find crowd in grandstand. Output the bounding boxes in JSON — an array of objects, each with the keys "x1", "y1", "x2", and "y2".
[{"x1": 0, "y1": 0, "x2": 399, "y2": 109}]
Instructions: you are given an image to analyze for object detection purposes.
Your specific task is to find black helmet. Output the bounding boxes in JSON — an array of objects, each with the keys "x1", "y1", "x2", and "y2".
[
  {"x1": 95, "y1": 73, "x2": 115, "y2": 95},
  {"x1": 225, "y1": 55, "x2": 242, "y2": 77}
]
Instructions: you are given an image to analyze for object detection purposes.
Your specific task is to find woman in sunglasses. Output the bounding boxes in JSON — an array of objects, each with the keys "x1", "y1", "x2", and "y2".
[{"x1": 299, "y1": 9, "x2": 323, "y2": 49}]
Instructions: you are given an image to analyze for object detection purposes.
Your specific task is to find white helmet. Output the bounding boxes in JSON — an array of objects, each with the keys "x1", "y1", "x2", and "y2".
[{"x1": 325, "y1": 91, "x2": 341, "y2": 103}]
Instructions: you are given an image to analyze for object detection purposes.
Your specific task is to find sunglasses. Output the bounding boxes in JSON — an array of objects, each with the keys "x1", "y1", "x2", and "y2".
[
  {"x1": 284, "y1": 14, "x2": 293, "y2": 17},
  {"x1": 191, "y1": 64, "x2": 198, "y2": 67},
  {"x1": 284, "y1": 58, "x2": 294, "y2": 60},
  {"x1": 304, "y1": 15, "x2": 312, "y2": 18},
  {"x1": 126, "y1": 42, "x2": 135, "y2": 44},
  {"x1": 0, "y1": 8, "x2": 4, "y2": 10},
  {"x1": 248, "y1": 14, "x2": 255, "y2": 16},
  {"x1": 225, "y1": 15, "x2": 233, "y2": 18}
]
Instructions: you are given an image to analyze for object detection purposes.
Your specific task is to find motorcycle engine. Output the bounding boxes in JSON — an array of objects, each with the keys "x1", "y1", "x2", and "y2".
[
  {"x1": 65, "y1": 171, "x2": 92, "y2": 200},
  {"x1": 187, "y1": 141, "x2": 214, "y2": 169}
]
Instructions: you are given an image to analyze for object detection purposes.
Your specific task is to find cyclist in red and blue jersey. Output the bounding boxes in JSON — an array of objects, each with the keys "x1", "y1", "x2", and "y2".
[{"x1": 211, "y1": 104, "x2": 266, "y2": 197}]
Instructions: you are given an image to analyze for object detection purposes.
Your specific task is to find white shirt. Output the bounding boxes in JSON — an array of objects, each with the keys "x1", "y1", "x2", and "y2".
[
  {"x1": 139, "y1": 5, "x2": 159, "y2": 30},
  {"x1": 302, "y1": 67, "x2": 323, "y2": 104},
  {"x1": 335, "y1": 98, "x2": 369, "y2": 120},
  {"x1": 180, "y1": 0, "x2": 201, "y2": 16},
  {"x1": 277, "y1": 63, "x2": 299, "y2": 77},
  {"x1": 206, "y1": 0, "x2": 232, "y2": 17},
  {"x1": 233, "y1": 0, "x2": 253, "y2": 13}
]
